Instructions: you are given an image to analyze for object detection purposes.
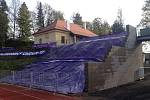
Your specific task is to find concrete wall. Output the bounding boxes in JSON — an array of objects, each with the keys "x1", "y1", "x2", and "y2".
[
  {"x1": 34, "y1": 30, "x2": 74, "y2": 45},
  {"x1": 126, "y1": 25, "x2": 137, "y2": 49},
  {"x1": 55, "y1": 31, "x2": 74, "y2": 45},
  {"x1": 34, "y1": 31, "x2": 56, "y2": 44},
  {"x1": 86, "y1": 44, "x2": 144, "y2": 92}
]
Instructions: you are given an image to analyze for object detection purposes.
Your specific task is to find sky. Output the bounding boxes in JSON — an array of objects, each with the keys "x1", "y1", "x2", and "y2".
[{"x1": 8, "y1": 0, "x2": 145, "y2": 27}]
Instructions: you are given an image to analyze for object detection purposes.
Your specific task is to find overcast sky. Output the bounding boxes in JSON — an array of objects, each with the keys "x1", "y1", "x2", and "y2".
[{"x1": 8, "y1": 0, "x2": 145, "y2": 27}]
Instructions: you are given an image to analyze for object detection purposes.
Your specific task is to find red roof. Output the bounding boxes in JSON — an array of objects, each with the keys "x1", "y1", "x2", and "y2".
[{"x1": 33, "y1": 20, "x2": 97, "y2": 37}]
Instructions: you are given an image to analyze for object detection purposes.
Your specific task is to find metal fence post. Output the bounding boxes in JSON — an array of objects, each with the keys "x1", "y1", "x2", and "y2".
[
  {"x1": 12, "y1": 71, "x2": 15, "y2": 81},
  {"x1": 55, "y1": 73, "x2": 58, "y2": 93},
  {"x1": 30, "y1": 72, "x2": 33, "y2": 88},
  {"x1": 42, "y1": 72, "x2": 44, "y2": 86},
  {"x1": 39, "y1": 72, "x2": 44, "y2": 86},
  {"x1": 139, "y1": 67, "x2": 144, "y2": 80},
  {"x1": 0, "y1": 71, "x2": 2, "y2": 82}
]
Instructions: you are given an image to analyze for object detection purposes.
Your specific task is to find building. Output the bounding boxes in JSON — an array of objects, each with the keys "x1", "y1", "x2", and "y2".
[
  {"x1": 140, "y1": 28, "x2": 150, "y2": 36},
  {"x1": 33, "y1": 20, "x2": 97, "y2": 45}
]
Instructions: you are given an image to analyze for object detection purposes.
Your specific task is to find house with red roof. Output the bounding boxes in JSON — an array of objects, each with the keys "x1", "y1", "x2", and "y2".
[{"x1": 33, "y1": 20, "x2": 97, "y2": 45}]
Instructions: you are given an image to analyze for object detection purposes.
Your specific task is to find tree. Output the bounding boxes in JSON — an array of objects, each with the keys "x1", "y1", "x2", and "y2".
[
  {"x1": 92, "y1": 18, "x2": 111, "y2": 35},
  {"x1": 43, "y1": 3, "x2": 53, "y2": 26},
  {"x1": 34, "y1": 3, "x2": 64, "y2": 28},
  {"x1": 85, "y1": 22, "x2": 93, "y2": 31},
  {"x1": 8, "y1": 0, "x2": 20, "y2": 38},
  {"x1": 72, "y1": 12, "x2": 83, "y2": 26},
  {"x1": 53, "y1": 10, "x2": 64, "y2": 21},
  {"x1": 1, "y1": 0, "x2": 8, "y2": 11},
  {"x1": 0, "y1": 0, "x2": 9, "y2": 47},
  {"x1": 92, "y1": 18, "x2": 102, "y2": 34},
  {"x1": 117, "y1": 8, "x2": 124, "y2": 24},
  {"x1": 101, "y1": 21, "x2": 112, "y2": 34},
  {"x1": 139, "y1": 0, "x2": 150, "y2": 28},
  {"x1": 43, "y1": 4, "x2": 64, "y2": 26},
  {"x1": 112, "y1": 20, "x2": 124, "y2": 33},
  {"x1": 36, "y1": 2, "x2": 44, "y2": 29},
  {"x1": 30, "y1": 11, "x2": 37, "y2": 33},
  {"x1": 17, "y1": 2, "x2": 31, "y2": 41},
  {"x1": 112, "y1": 9, "x2": 125, "y2": 33}
]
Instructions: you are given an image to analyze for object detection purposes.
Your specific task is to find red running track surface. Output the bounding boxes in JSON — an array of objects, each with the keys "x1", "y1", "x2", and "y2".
[{"x1": 0, "y1": 84, "x2": 81, "y2": 100}]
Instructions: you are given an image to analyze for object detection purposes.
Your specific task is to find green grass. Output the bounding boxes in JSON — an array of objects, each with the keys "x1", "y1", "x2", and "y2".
[{"x1": 0, "y1": 57, "x2": 37, "y2": 70}]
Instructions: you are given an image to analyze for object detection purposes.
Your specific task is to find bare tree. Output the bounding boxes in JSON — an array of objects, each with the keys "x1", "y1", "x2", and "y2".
[
  {"x1": 30, "y1": 11, "x2": 37, "y2": 33},
  {"x1": 43, "y1": 3, "x2": 53, "y2": 26},
  {"x1": 9, "y1": 0, "x2": 20, "y2": 39},
  {"x1": 112, "y1": 8, "x2": 125, "y2": 33},
  {"x1": 117, "y1": 8, "x2": 124, "y2": 25}
]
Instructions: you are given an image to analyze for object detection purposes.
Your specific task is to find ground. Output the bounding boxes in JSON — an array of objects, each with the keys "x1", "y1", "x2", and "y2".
[
  {"x1": 0, "y1": 83, "x2": 80, "y2": 100},
  {"x1": 80, "y1": 75, "x2": 150, "y2": 100},
  {"x1": 1, "y1": 76, "x2": 150, "y2": 100}
]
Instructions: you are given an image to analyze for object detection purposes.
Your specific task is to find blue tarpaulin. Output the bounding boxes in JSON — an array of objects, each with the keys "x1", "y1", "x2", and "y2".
[{"x1": 1, "y1": 32, "x2": 128, "y2": 94}]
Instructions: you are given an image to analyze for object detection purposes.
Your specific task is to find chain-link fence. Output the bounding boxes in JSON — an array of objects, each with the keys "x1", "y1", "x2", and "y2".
[{"x1": 0, "y1": 70, "x2": 84, "y2": 94}]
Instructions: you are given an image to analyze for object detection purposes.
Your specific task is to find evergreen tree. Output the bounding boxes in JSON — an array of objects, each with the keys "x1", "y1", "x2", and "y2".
[
  {"x1": 92, "y1": 18, "x2": 111, "y2": 35},
  {"x1": 112, "y1": 9, "x2": 125, "y2": 33},
  {"x1": 112, "y1": 20, "x2": 124, "y2": 33},
  {"x1": 0, "y1": 0, "x2": 9, "y2": 47},
  {"x1": 92, "y1": 18, "x2": 102, "y2": 34},
  {"x1": 101, "y1": 21, "x2": 112, "y2": 34},
  {"x1": 139, "y1": 0, "x2": 150, "y2": 28},
  {"x1": 17, "y1": 2, "x2": 31, "y2": 41},
  {"x1": 36, "y1": 2, "x2": 44, "y2": 29},
  {"x1": 72, "y1": 12, "x2": 83, "y2": 26}
]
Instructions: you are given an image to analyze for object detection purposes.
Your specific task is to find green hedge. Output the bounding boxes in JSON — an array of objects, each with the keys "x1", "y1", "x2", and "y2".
[
  {"x1": 5, "y1": 39, "x2": 34, "y2": 48},
  {"x1": 0, "y1": 57, "x2": 37, "y2": 70}
]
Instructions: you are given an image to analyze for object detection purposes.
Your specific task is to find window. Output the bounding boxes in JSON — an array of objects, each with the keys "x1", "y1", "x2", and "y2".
[
  {"x1": 61, "y1": 36, "x2": 65, "y2": 44},
  {"x1": 39, "y1": 38, "x2": 42, "y2": 44}
]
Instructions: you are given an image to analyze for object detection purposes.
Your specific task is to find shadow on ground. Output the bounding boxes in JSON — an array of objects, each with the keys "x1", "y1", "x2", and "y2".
[{"x1": 80, "y1": 76, "x2": 150, "y2": 100}]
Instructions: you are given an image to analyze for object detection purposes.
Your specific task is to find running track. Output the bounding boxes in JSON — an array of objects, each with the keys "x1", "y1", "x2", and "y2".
[{"x1": 0, "y1": 84, "x2": 81, "y2": 100}]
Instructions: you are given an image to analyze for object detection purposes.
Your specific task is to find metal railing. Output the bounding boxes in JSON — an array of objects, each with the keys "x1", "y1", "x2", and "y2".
[
  {"x1": 140, "y1": 67, "x2": 150, "y2": 77},
  {"x1": 134, "y1": 67, "x2": 150, "y2": 80}
]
